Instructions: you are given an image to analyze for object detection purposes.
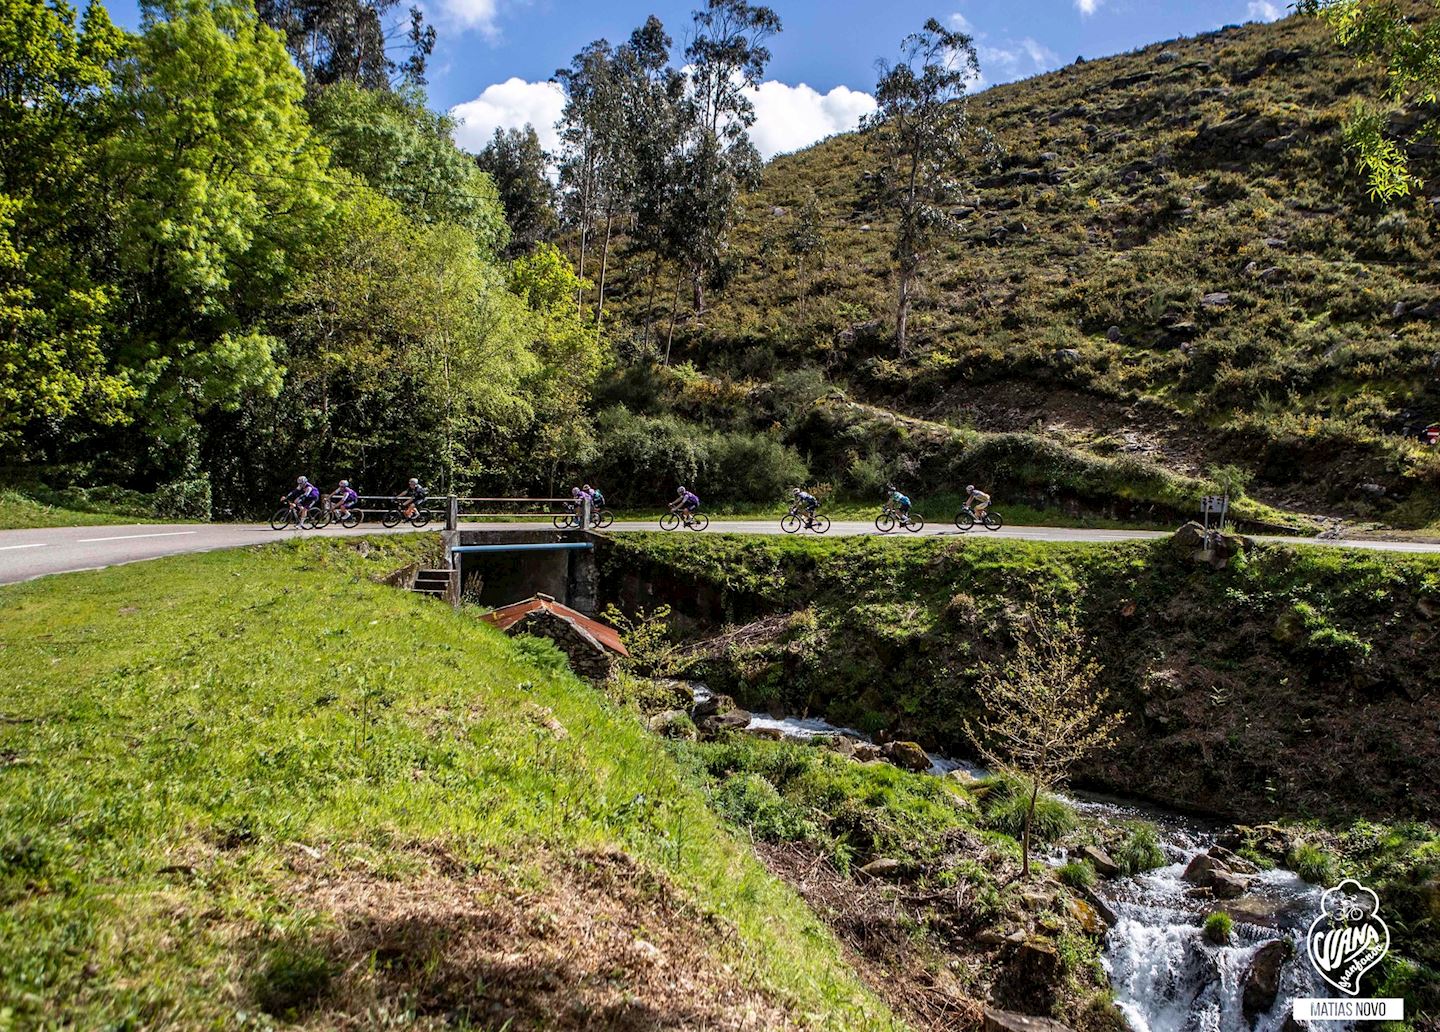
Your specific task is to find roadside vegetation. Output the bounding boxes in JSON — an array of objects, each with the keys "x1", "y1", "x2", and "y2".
[{"x1": 0, "y1": 537, "x2": 896, "y2": 1028}]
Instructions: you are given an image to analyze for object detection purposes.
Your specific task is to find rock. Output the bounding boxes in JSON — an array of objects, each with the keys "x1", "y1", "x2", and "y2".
[
  {"x1": 1106, "y1": 324, "x2": 1122, "y2": 342},
  {"x1": 1356, "y1": 482, "x2": 1386, "y2": 499},
  {"x1": 742, "y1": 726, "x2": 785, "y2": 741},
  {"x1": 1038, "y1": 151, "x2": 1060, "y2": 163},
  {"x1": 1080, "y1": 885, "x2": 1119, "y2": 926},
  {"x1": 1054, "y1": 348, "x2": 1082, "y2": 365},
  {"x1": 818, "y1": 734, "x2": 856, "y2": 758},
  {"x1": 1262, "y1": 237, "x2": 1287, "y2": 248},
  {"x1": 1242, "y1": 940, "x2": 1294, "y2": 1020},
  {"x1": 852, "y1": 742, "x2": 884, "y2": 763},
  {"x1": 1080, "y1": 845, "x2": 1122, "y2": 878},
  {"x1": 691, "y1": 693, "x2": 736, "y2": 720},
  {"x1": 1224, "y1": 894, "x2": 1286, "y2": 929},
  {"x1": 1067, "y1": 896, "x2": 1107, "y2": 936},
  {"x1": 646, "y1": 709, "x2": 697, "y2": 741},
  {"x1": 983, "y1": 1007, "x2": 1074, "y2": 1032},
  {"x1": 998, "y1": 938, "x2": 1063, "y2": 1014},
  {"x1": 1393, "y1": 301, "x2": 1409, "y2": 320},
  {"x1": 882, "y1": 740, "x2": 931, "y2": 772},
  {"x1": 1201, "y1": 291, "x2": 1231, "y2": 307},
  {"x1": 1170, "y1": 521, "x2": 1208, "y2": 553},
  {"x1": 948, "y1": 767, "x2": 979, "y2": 786},
  {"x1": 697, "y1": 709, "x2": 751, "y2": 738},
  {"x1": 1155, "y1": 50, "x2": 1180, "y2": 64},
  {"x1": 1212, "y1": 869, "x2": 1251, "y2": 899},
  {"x1": 976, "y1": 928, "x2": 1010, "y2": 946},
  {"x1": 1183, "y1": 851, "x2": 1227, "y2": 887},
  {"x1": 858, "y1": 857, "x2": 906, "y2": 880},
  {"x1": 630, "y1": 938, "x2": 665, "y2": 967},
  {"x1": 1208, "y1": 845, "x2": 1260, "y2": 875}
]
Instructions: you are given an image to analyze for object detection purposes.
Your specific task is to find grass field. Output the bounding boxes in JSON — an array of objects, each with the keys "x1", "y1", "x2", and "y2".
[
  {"x1": 0, "y1": 489, "x2": 153, "y2": 530},
  {"x1": 0, "y1": 534, "x2": 900, "y2": 1029}
]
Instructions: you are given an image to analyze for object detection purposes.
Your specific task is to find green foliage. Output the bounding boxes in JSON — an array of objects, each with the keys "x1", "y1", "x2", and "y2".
[
  {"x1": 1289, "y1": 840, "x2": 1340, "y2": 884},
  {"x1": 1112, "y1": 823, "x2": 1166, "y2": 876},
  {"x1": 1203, "y1": 911, "x2": 1234, "y2": 945},
  {"x1": 151, "y1": 474, "x2": 212, "y2": 520},
  {"x1": 1058, "y1": 859, "x2": 1097, "y2": 889},
  {"x1": 978, "y1": 775, "x2": 1078, "y2": 844}
]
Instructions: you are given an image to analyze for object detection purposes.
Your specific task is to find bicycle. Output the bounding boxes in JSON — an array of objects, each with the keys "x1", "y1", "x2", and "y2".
[
  {"x1": 311, "y1": 497, "x2": 362, "y2": 530},
  {"x1": 660, "y1": 509, "x2": 709, "y2": 532},
  {"x1": 382, "y1": 499, "x2": 432, "y2": 528},
  {"x1": 270, "y1": 500, "x2": 324, "y2": 531},
  {"x1": 780, "y1": 506, "x2": 830, "y2": 535},
  {"x1": 875, "y1": 504, "x2": 924, "y2": 534},
  {"x1": 553, "y1": 503, "x2": 615, "y2": 530},
  {"x1": 954, "y1": 505, "x2": 1003, "y2": 532}
]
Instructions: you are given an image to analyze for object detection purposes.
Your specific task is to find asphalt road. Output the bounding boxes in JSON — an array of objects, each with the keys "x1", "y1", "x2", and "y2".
[{"x1": 2, "y1": 519, "x2": 1438, "y2": 586}]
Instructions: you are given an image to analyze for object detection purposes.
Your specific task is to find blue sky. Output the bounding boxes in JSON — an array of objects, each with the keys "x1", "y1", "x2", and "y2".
[{"x1": 101, "y1": 0, "x2": 1289, "y2": 156}]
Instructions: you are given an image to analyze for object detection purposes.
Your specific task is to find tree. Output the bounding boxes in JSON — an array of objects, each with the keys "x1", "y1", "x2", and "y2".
[
  {"x1": 476, "y1": 126, "x2": 557, "y2": 255},
  {"x1": 1299, "y1": 0, "x2": 1440, "y2": 200},
  {"x1": 788, "y1": 188, "x2": 825, "y2": 315},
  {"x1": 308, "y1": 81, "x2": 510, "y2": 254},
  {"x1": 0, "y1": 0, "x2": 133, "y2": 457},
  {"x1": 965, "y1": 621, "x2": 1122, "y2": 878},
  {"x1": 865, "y1": 18, "x2": 984, "y2": 351},
  {"x1": 255, "y1": 0, "x2": 434, "y2": 90},
  {"x1": 673, "y1": 0, "x2": 781, "y2": 314}
]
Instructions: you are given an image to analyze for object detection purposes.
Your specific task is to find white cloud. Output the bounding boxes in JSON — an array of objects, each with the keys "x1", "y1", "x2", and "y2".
[
  {"x1": 744, "y1": 81, "x2": 877, "y2": 160},
  {"x1": 449, "y1": 78, "x2": 565, "y2": 153},
  {"x1": 430, "y1": 0, "x2": 502, "y2": 36},
  {"x1": 1246, "y1": 0, "x2": 1284, "y2": 21},
  {"x1": 974, "y1": 36, "x2": 1061, "y2": 87},
  {"x1": 948, "y1": 11, "x2": 974, "y2": 32},
  {"x1": 449, "y1": 78, "x2": 875, "y2": 162},
  {"x1": 1075, "y1": 0, "x2": 1101, "y2": 13}
]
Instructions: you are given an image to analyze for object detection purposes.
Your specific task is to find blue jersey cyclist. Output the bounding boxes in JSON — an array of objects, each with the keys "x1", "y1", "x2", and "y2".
[
  {"x1": 791, "y1": 487, "x2": 819, "y2": 523},
  {"x1": 583, "y1": 483, "x2": 604, "y2": 507},
  {"x1": 284, "y1": 476, "x2": 320, "y2": 519},
  {"x1": 885, "y1": 483, "x2": 912, "y2": 519}
]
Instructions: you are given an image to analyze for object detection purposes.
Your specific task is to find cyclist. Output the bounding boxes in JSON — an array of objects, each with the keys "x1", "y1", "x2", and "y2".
[
  {"x1": 283, "y1": 476, "x2": 320, "y2": 524},
  {"x1": 329, "y1": 479, "x2": 358, "y2": 518},
  {"x1": 583, "y1": 483, "x2": 605, "y2": 508},
  {"x1": 965, "y1": 484, "x2": 991, "y2": 521},
  {"x1": 791, "y1": 487, "x2": 819, "y2": 526},
  {"x1": 885, "y1": 483, "x2": 912, "y2": 525},
  {"x1": 671, "y1": 485, "x2": 701, "y2": 521},
  {"x1": 395, "y1": 478, "x2": 427, "y2": 519}
]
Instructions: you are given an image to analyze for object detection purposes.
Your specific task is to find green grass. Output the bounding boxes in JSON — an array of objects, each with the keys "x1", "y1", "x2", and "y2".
[
  {"x1": 0, "y1": 535, "x2": 900, "y2": 1028},
  {"x1": 0, "y1": 488, "x2": 155, "y2": 529},
  {"x1": 1203, "y1": 911, "x2": 1233, "y2": 945}
]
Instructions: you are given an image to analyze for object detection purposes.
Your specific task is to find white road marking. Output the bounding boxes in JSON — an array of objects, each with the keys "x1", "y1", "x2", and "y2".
[
  {"x1": 0, "y1": 543, "x2": 48, "y2": 551},
  {"x1": 75, "y1": 531, "x2": 199, "y2": 543}
]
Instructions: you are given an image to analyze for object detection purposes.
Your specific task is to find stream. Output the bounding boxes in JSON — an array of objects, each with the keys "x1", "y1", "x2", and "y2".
[{"x1": 693, "y1": 686, "x2": 1342, "y2": 1032}]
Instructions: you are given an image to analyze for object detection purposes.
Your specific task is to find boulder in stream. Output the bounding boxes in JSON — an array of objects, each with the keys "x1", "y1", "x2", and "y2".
[
  {"x1": 1079, "y1": 844, "x2": 1121, "y2": 878},
  {"x1": 1211, "y1": 869, "x2": 1251, "y2": 899},
  {"x1": 1242, "y1": 939, "x2": 1295, "y2": 1020},
  {"x1": 646, "y1": 709, "x2": 697, "y2": 740},
  {"x1": 983, "y1": 1007, "x2": 1074, "y2": 1032},
  {"x1": 697, "y1": 709, "x2": 751, "y2": 737},
  {"x1": 882, "y1": 740, "x2": 931, "y2": 772}
]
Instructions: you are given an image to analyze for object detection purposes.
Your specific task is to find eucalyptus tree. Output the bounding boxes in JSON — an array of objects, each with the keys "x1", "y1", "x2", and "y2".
[
  {"x1": 255, "y1": 0, "x2": 434, "y2": 90},
  {"x1": 866, "y1": 18, "x2": 983, "y2": 351},
  {"x1": 476, "y1": 125, "x2": 557, "y2": 256}
]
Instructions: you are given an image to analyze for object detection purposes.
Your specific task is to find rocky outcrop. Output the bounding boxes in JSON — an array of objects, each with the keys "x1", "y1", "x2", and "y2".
[
  {"x1": 1242, "y1": 940, "x2": 1294, "y2": 1020},
  {"x1": 690, "y1": 694, "x2": 752, "y2": 739},
  {"x1": 1184, "y1": 847, "x2": 1253, "y2": 898},
  {"x1": 1079, "y1": 845, "x2": 1121, "y2": 878},
  {"x1": 882, "y1": 740, "x2": 931, "y2": 772},
  {"x1": 983, "y1": 1007, "x2": 1074, "y2": 1032},
  {"x1": 1169, "y1": 522, "x2": 1252, "y2": 570},
  {"x1": 995, "y1": 937, "x2": 1062, "y2": 1014}
]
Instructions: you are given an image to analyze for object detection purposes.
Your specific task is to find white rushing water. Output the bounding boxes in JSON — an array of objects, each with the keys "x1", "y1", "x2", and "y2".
[{"x1": 689, "y1": 684, "x2": 1341, "y2": 1032}]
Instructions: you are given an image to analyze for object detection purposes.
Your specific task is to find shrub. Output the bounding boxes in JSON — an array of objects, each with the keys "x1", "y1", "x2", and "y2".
[
  {"x1": 707, "y1": 431, "x2": 810, "y2": 501},
  {"x1": 1203, "y1": 911, "x2": 1233, "y2": 945},
  {"x1": 1059, "y1": 859, "x2": 1098, "y2": 889},
  {"x1": 1113, "y1": 823, "x2": 1166, "y2": 876},
  {"x1": 1289, "y1": 841, "x2": 1338, "y2": 885},
  {"x1": 711, "y1": 772, "x2": 820, "y2": 843},
  {"x1": 979, "y1": 776, "x2": 1077, "y2": 843},
  {"x1": 152, "y1": 475, "x2": 212, "y2": 520}
]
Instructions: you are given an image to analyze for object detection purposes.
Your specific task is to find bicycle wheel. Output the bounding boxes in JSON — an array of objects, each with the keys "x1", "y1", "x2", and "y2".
[
  {"x1": 810, "y1": 514, "x2": 831, "y2": 535},
  {"x1": 340, "y1": 509, "x2": 361, "y2": 529},
  {"x1": 905, "y1": 513, "x2": 925, "y2": 533},
  {"x1": 382, "y1": 508, "x2": 402, "y2": 528},
  {"x1": 781, "y1": 514, "x2": 802, "y2": 534},
  {"x1": 270, "y1": 507, "x2": 295, "y2": 531},
  {"x1": 593, "y1": 509, "x2": 614, "y2": 529},
  {"x1": 875, "y1": 513, "x2": 896, "y2": 534},
  {"x1": 954, "y1": 510, "x2": 975, "y2": 531},
  {"x1": 660, "y1": 512, "x2": 681, "y2": 531},
  {"x1": 410, "y1": 509, "x2": 432, "y2": 529},
  {"x1": 689, "y1": 513, "x2": 709, "y2": 531},
  {"x1": 982, "y1": 512, "x2": 1004, "y2": 531},
  {"x1": 307, "y1": 508, "x2": 331, "y2": 529}
]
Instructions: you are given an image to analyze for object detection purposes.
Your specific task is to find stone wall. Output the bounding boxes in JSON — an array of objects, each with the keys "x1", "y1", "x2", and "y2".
[{"x1": 511, "y1": 610, "x2": 614, "y2": 682}]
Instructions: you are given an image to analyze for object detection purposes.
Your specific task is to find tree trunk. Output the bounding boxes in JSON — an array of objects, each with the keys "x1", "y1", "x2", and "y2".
[
  {"x1": 641, "y1": 256, "x2": 660, "y2": 351},
  {"x1": 1023, "y1": 779, "x2": 1039, "y2": 879},
  {"x1": 595, "y1": 210, "x2": 614, "y2": 323},
  {"x1": 895, "y1": 269, "x2": 912, "y2": 352},
  {"x1": 691, "y1": 264, "x2": 704, "y2": 314},
  {"x1": 664, "y1": 266, "x2": 684, "y2": 366}
]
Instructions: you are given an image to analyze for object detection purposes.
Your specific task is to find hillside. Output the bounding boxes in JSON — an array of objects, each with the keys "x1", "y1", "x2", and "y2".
[{"x1": 596, "y1": 9, "x2": 1440, "y2": 529}]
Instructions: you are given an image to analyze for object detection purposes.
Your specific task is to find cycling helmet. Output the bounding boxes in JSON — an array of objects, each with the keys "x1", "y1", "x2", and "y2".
[
  {"x1": 298, "y1": 476, "x2": 308, "y2": 484},
  {"x1": 408, "y1": 478, "x2": 418, "y2": 487},
  {"x1": 339, "y1": 480, "x2": 349, "y2": 488},
  {"x1": 678, "y1": 485, "x2": 688, "y2": 494},
  {"x1": 966, "y1": 484, "x2": 975, "y2": 492}
]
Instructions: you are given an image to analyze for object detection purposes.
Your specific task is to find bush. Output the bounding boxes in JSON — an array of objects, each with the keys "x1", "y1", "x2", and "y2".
[
  {"x1": 707, "y1": 431, "x2": 810, "y2": 501},
  {"x1": 711, "y1": 772, "x2": 820, "y2": 843},
  {"x1": 1059, "y1": 859, "x2": 1098, "y2": 889},
  {"x1": 1289, "y1": 841, "x2": 1338, "y2": 885},
  {"x1": 1113, "y1": 823, "x2": 1166, "y2": 876},
  {"x1": 979, "y1": 776, "x2": 1077, "y2": 843},
  {"x1": 1203, "y1": 911, "x2": 1233, "y2": 945},
  {"x1": 152, "y1": 475, "x2": 212, "y2": 520}
]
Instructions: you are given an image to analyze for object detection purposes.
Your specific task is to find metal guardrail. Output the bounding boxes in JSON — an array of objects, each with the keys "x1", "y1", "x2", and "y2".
[{"x1": 290, "y1": 494, "x2": 595, "y2": 531}]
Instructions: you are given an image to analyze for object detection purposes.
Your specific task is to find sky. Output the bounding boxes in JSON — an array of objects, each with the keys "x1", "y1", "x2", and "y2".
[{"x1": 101, "y1": 0, "x2": 1290, "y2": 159}]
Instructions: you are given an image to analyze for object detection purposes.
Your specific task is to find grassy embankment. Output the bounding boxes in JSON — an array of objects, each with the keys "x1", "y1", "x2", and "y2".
[
  {"x1": 0, "y1": 535, "x2": 899, "y2": 1029},
  {"x1": 0, "y1": 487, "x2": 159, "y2": 530}
]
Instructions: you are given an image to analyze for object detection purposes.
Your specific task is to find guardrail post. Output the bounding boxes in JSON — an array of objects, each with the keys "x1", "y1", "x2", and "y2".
[
  {"x1": 581, "y1": 495, "x2": 591, "y2": 531},
  {"x1": 447, "y1": 495, "x2": 458, "y2": 531}
]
